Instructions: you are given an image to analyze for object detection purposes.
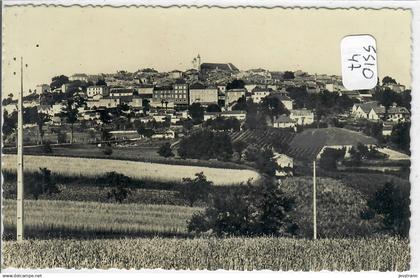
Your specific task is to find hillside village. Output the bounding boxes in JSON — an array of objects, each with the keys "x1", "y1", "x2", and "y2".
[{"x1": 2, "y1": 58, "x2": 411, "y2": 177}]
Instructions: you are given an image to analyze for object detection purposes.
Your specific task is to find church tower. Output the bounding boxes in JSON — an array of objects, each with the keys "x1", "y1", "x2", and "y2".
[{"x1": 197, "y1": 54, "x2": 201, "y2": 71}]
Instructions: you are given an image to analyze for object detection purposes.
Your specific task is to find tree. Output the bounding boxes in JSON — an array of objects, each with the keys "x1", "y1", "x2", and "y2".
[
  {"x1": 206, "y1": 103, "x2": 221, "y2": 113},
  {"x1": 363, "y1": 182, "x2": 410, "y2": 237},
  {"x1": 244, "y1": 146, "x2": 278, "y2": 177},
  {"x1": 142, "y1": 99, "x2": 151, "y2": 114},
  {"x1": 104, "y1": 172, "x2": 133, "y2": 204},
  {"x1": 382, "y1": 76, "x2": 397, "y2": 85},
  {"x1": 260, "y1": 96, "x2": 289, "y2": 122},
  {"x1": 283, "y1": 71, "x2": 295, "y2": 80},
  {"x1": 319, "y1": 148, "x2": 345, "y2": 171},
  {"x1": 226, "y1": 79, "x2": 245, "y2": 91},
  {"x1": 178, "y1": 130, "x2": 233, "y2": 160},
  {"x1": 158, "y1": 142, "x2": 174, "y2": 158},
  {"x1": 59, "y1": 98, "x2": 81, "y2": 143},
  {"x1": 188, "y1": 178, "x2": 297, "y2": 236},
  {"x1": 103, "y1": 143, "x2": 113, "y2": 156},
  {"x1": 50, "y1": 75, "x2": 69, "y2": 90},
  {"x1": 2, "y1": 111, "x2": 17, "y2": 138},
  {"x1": 287, "y1": 86, "x2": 309, "y2": 109},
  {"x1": 244, "y1": 99, "x2": 267, "y2": 130},
  {"x1": 101, "y1": 128, "x2": 112, "y2": 142},
  {"x1": 136, "y1": 122, "x2": 155, "y2": 138},
  {"x1": 390, "y1": 122, "x2": 410, "y2": 154},
  {"x1": 178, "y1": 172, "x2": 213, "y2": 207},
  {"x1": 204, "y1": 117, "x2": 240, "y2": 132},
  {"x1": 99, "y1": 109, "x2": 112, "y2": 125},
  {"x1": 182, "y1": 119, "x2": 194, "y2": 133},
  {"x1": 232, "y1": 96, "x2": 247, "y2": 111},
  {"x1": 188, "y1": 103, "x2": 205, "y2": 124},
  {"x1": 28, "y1": 167, "x2": 60, "y2": 200},
  {"x1": 36, "y1": 112, "x2": 50, "y2": 145},
  {"x1": 96, "y1": 79, "x2": 107, "y2": 86},
  {"x1": 233, "y1": 140, "x2": 247, "y2": 160}
]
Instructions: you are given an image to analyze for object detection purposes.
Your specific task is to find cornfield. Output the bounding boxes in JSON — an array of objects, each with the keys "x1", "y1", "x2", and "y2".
[
  {"x1": 2, "y1": 154, "x2": 260, "y2": 185},
  {"x1": 2, "y1": 237, "x2": 409, "y2": 270},
  {"x1": 3, "y1": 199, "x2": 201, "y2": 239}
]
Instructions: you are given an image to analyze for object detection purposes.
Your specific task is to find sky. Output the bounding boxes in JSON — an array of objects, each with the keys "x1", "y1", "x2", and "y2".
[{"x1": 2, "y1": 6, "x2": 412, "y2": 96}]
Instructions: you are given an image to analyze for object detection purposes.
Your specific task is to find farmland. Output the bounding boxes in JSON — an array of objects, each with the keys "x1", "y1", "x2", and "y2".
[
  {"x1": 3, "y1": 199, "x2": 201, "y2": 240},
  {"x1": 2, "y1": 154, "x2": 260, "y2": 185},
  {"x1": 3, "y1": 237, "x2": 409, "y2": 271}
]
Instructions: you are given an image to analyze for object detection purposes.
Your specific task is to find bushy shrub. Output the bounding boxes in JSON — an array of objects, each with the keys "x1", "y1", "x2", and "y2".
[
  {"x1": 177, "y1": 172, "x2": 213, "y2": 207},
  {"x1": 188, "y1": 178, "x2": 297, "y2": 236},
  {"x1": 365, "y1": 182, "x2": 410, "y2": 237},
  {"x1": 178, "y1": 129, "x2": 233, "y2": 161},
  {"x1": 27, "y1": 167, "x2": 60, "y2": 200},
  {"x1": 102, "y1": 143, "x2": 113, "y2": 156},
  {"x1": 158, "y1": 143, "x2": 174, "y2": 158},
  {"x1": 42, "y1": 141, "x2": 53, "y2": 154},
  {"x1": 104, "y1": 172, "x2": 132, "y2": 204},
  {"x1": 319, "y1": 148, "x2": 345, "y2": 171}
]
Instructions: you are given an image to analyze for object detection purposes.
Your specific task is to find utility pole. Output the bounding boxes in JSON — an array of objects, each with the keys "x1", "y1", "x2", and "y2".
[
  {"x1": 17, "y1": 56, "x2": 24, "y2": 241},
  {"x1": 313, "y1": 160, "x2": 317, "y2": 240}
]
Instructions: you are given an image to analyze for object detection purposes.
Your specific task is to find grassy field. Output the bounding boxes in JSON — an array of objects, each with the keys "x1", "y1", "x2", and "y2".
[
  {"x1": 3, "y1": 143, "x2": 251, "y2": 170},
  {"x1": 280, "y1": 177, "x2": 383, "y2": 238},
  {"x1": 3, "y1": 199, "x2": 201, "y2": 239},
  {"x1": 2, "y1": 170, "x2": 189, "y2": 206},
  {"x1": 2, "y1": 237, "x2": 409, "y2": 270},
  {"x1": 2, "y1": 154, "x2": 260, "y2": 185}
]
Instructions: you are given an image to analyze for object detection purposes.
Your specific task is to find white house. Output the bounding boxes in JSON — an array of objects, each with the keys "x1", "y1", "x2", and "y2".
[
  {"x1": 387, "y1": 106, "x2": 410, "y2": 122},
  {"x1": 35, "y1": 84, "x2": 50, "y2": 94},
  {"x1": 274, "y1": 152, "x2": 293, "y2": 177},
  {"x1": 86, "y1": 98, "x2": 120, "y2": 109},
  {"x1": 272, "y1": 115, "x2": 297, "y2": 130},
  {"x1": 351, "y1": 101, "x2": 380, "y2": 119},
  {"x1": 203, "y1": 110, "x2": 246, "y2": 121},
  {"x1": 189, "y1": 83, "x2": 218, "y2": 106},
  {"x1": 225, "y1": 89, "x2": 246, "y2": 106},
  {"x1": 251, "y1": 87, "x2": 271, "y2": 103},
  {"x1": 87, "y1": 85, "x2": 110, "y2": 100},
  {"x1": 69, "y1": 73, "x2": 89, "y2": 82},
  {"x1": 151, "y1": 130, "x2": 175, "y2": 139},
  {"x1": 289, "y1": 109, "x2": 314, "y2": 125}
]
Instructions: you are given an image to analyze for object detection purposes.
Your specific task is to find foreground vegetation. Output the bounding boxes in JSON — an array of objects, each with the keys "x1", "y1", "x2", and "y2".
[
  {"x1": 281, "y1": 177, "x2": 383, "y2": 238},
  {"x1": 3, "y1": 199, "x2": 201, "y2": 239},
  {"x1": 3, "y1": 237, "x2": 409, "y2": 271}
]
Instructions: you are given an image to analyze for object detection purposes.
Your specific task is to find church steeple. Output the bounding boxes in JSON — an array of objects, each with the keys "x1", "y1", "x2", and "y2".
[{"x1": 197, "y1": 54, "x2": 201, "y2": 71}]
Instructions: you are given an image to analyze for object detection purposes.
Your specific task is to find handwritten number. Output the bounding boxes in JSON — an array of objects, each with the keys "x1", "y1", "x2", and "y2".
[
  {"x1": 362, "y1": 68, "x2": 374, "y2": 79},
  {"x1": 363, "y1": 45, "x2": 376, "y2": 53},
  {"x1": 363, "y1": 55, "x2": 375, "y2": 62}
]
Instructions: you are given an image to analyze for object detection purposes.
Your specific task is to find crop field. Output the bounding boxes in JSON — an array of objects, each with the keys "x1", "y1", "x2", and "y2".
[
  {"x1": 2, "y1": 237, "x2": 409, "y2": 270},
  {"x1": 2, "y1": 154, "x2": 260, "y2": 185},
  {"x1": 230, "y1": 128, "x2": 294, "y2": 149},
  {"x1": 280, "y1": 177, "x2": 383, "y2": 238},
  {"x1": 3, "y1": 143, "x2": 250, "y2": 170},
  {"x1": 3, "y1": 199, "x2": 201, "y2": 239}
]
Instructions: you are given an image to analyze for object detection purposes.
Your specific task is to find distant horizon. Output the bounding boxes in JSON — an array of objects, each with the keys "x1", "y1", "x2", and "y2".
[{"x1": 3, "y1": 6, "x2": 411, "y2": 95}]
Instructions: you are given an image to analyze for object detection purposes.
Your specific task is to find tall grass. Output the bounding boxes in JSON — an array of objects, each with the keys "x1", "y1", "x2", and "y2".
[
  {"x1": 2, "y1": 237, "x2": 409, "y2": 271},
  {"x1": 3, "y1": 199, "x2": 201, "y2": 239}
]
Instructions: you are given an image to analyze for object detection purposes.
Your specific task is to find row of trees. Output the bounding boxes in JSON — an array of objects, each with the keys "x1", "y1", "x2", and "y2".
[{"x1": 177, "y1": 129, "x2": 233, "y2": 160}]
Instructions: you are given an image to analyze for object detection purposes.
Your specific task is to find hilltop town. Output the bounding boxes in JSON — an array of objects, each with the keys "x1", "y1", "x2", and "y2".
[{"x1": 2, "y1": 57, "x2": 411, "y2": 177}]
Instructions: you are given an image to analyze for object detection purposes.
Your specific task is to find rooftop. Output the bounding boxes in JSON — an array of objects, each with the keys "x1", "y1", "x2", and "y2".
[
  {"x1": 200, "y1": 63, "x2": 239, "y2": 72},
  {"x1": 288, "y1": 127, "x2": 377, "y2": 160}
]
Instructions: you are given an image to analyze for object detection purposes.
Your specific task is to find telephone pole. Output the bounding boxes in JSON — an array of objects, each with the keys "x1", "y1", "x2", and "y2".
[
  {"x1": 17, "y1": 56, "x2": 24, "y2": 241},
  {"x1": 313, "y1": 160, "x2": 317, "y2": 240}
]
